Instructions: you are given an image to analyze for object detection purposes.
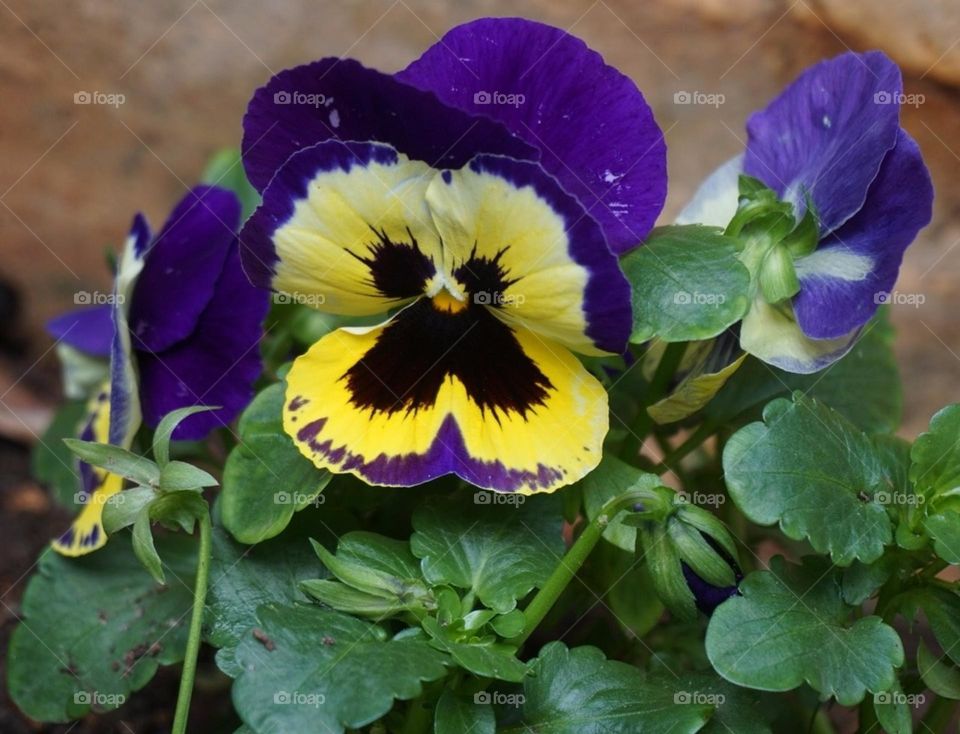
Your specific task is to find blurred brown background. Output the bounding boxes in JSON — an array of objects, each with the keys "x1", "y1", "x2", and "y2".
[
  {"x1": 0, "y1": 1, "x2": 958, "y2": 730},
  {"x1": 2, "y1": 0, "x2": 958, "y2": 445}
]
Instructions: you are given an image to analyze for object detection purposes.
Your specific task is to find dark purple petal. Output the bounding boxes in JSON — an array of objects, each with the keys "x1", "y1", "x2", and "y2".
[
  {"x1": 682, "y1": 562, "x2": 740, "y2": 616},
  {"x1": 46, "y1": 305, "x2": 113, "y2": 357},
  {"x1": 793, "y1": 129, "x2": 933, "y2": 340},
  {"x1": 744, "y1": 51, "x2": 902, "y2": 233},
  {"x1": 398, "y1": 17, "x2": 667, "y2": 253},
  {"x1": 138, "y1": 243, "x2": 268, "y2": 440},
  {"x1": 241, "y1": 57, "x2": 536, "y2": 193},
  {"x1": 129, "y1": 186, "x2": 240, "y2": 353}
]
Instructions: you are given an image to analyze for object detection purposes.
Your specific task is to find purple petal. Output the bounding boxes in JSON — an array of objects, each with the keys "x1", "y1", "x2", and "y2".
[
  {"x1": 744, "y1": 51, "x2": 902, "y2": 233},
  {"x1": 46, "y1": 305, "x2": 113, "y2": 357},
  {"x1": 241, "y1": 57, "x2": 536, "y2": 193},
  {"x1": 137, "y1": 243, "x2": 269, "y2": 440},
  {"x1": 793, "y1": 129, "x2": 933, "y2": 340},
  {"x1": 398, "y1": 18, "x2": 667, "y2": 253},
  {"x1": 129, "y1": 186, "x2": 240, "y2": 353}
]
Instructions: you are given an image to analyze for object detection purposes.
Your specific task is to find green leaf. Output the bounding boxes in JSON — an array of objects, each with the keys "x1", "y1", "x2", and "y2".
[
  {"x1": 206, "y1": 514, "x2": 334, "y2": 676},
  {"x1": 434, "y1": 689, "x2": 495, "y2": 734},
  {"x1": 422, "y1": 617, "x2": 528, "y2": 682},
  {"x1": 158, "y1": 460, "x2": 218, "y2": 492},
  {"x1": 132, "y1": 508, "x2": 165, "y2": 584},
  {"x1": 32, "y1": 399, "x2": 86, "y2": 506},
  {"x1": 410, "y1": 493, "x2": 564, "y2": 613},
  {"x1": 102, "y1": 485, "x2": 156, "y2": 533},
  {"x1": 201, "y1": 148, "x2": 261, "y2": 220},
  {"x1": 490, "y1": 609, "x2": 526, "y2": 639},
  {"x1": 911, "y1": 404, "x2": 960, "y2": 501},
  {"x1": 914, "y1": 587, "x2": 960, "y2": 668},
  {"x1": 229, "y1": 604, "x2": 448, "y2": 734},
  {"x1": 924, "y1": 512, "x2": 960, "y2": 564},
  {"x1": 505, "y1": 642, "x2": 713, "y2": 733},
  {"x1": 706, "y1": 311, "x2": 902, "y2": 434},
  {"x1": 221, "y1": 383, "x2": 330, "y2": 544},
  {"x1": 873, "y1": 679, "x2": 915, "y2": 734},
  {"x1": 723, "y1": 394, "x2": 898, "y2": 565},
  {"x1": 705, "y1": 556, "x2": 903, "y2": 705},
  {"x1": 336, "y1": 531, "x2": 422, "y2": 579},
  {"x1": 590, "y1": 542, "x2": 663, "y2": 639},
  {"x1": 757, "y1": 244, "x2": 800, "y2": 303},
  {"x1": 841, "y1": 556, "x2": 895, "y2": 606},
  {"x1": 622, "y1": 225, "x2": 751, "y2": 343},
  {"x1": 580, "y1": 455, "x2": 663, "y2": 552},
  {"x1": 63, "y1": 438, "x2": 159, "y2": 486},
  {"x1": 918, "y1": 641, "x2": 960, "y2": 700},
  {"x1": 7, "y1": 534, "x2": 195, "y2": 722},
  {"x1": 152, "y1": 405, "x2": 218, "y2": 467},
  {"x1": 311, "y1": 537, "x2": 428, "y2": 600}
]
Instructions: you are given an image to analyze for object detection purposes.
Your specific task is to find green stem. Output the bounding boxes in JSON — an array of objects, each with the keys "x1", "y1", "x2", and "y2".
[
  {"x1": 171, "y1": 512, "x2": 213, "y2": 734},
  {"x1": 619, "y1": 342, "x2": 687, "y2": 462},
  {"x1": 510, "y1": 489, "x2": 659, "y2": 647}
]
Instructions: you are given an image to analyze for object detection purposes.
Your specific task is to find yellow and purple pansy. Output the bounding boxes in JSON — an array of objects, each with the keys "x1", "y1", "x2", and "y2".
[
  {"x1": 47, "y1": 186, "x2": 268, "y2": 554},
  {"x1": 239, "y1": 18, "x2": 667, "y2": 493},
  {"x1": 678, "y1": 51, "x2": 933, "y2": 373}
]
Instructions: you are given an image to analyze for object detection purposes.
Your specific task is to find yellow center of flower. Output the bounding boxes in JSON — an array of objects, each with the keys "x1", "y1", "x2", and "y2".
[{"x1": 431, "y1": 289, "x2": 468, "y2": 313}]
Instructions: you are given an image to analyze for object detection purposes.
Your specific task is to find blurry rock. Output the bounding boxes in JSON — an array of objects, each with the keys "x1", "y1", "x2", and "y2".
[{"x1": 798, "y1": 0, "x2": 960, "y2": 87}]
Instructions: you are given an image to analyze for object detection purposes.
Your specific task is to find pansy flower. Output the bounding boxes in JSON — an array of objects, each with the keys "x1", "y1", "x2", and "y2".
[
  {"x1": 240, "y1": 18, "x2": 667, "y2": 493},
  {"x1": 47, "y1": 186, "x2": 268, "y2": 554},
  {"x1": 678, "y1": 51, "x2": 933, "y2": 373}
]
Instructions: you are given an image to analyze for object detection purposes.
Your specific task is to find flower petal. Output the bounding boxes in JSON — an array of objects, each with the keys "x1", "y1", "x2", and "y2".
[
  {"x1": 744, "y1": 51, "x2": 902, "y2": 233},
  {"x1": 740, "y1": 297, "x2": 857, "y2": 374},
  {"x1": 398, "y1": 17, "x2": 667, "y2": 253},
  {"x1": 52, "y1": 385, "x2": 124, "y2": 556},
  {"x1": 108, "y1": 214, "x2": 149, "y2": 447},
  {"x1": 129, "y1": 186, "x2": 240, "y2": 353},
  {"x1": 285, "y1": 299, "x2": 607, "y2": 493},
  {"x1": 793, "y1": 129, "x2": 933, "y2": 339},
  {"x1": 242, "y1": 57, "x2": 536, "y2": 193},
  {"x1": 241, "y1": 140, "x2": 445, "y2": 317},
  {"x1": 674, "y1": 155, "x2": 743, "y2": 227},
  {"x1": 425, "y1": 154, "x2": 631, "y2": 355},
  {"x1": 46, "y1": 304, "x2": 113, "y2": 358},
  {"x1": 138, "y1": 243, "x2": 269, "y2": 440}
]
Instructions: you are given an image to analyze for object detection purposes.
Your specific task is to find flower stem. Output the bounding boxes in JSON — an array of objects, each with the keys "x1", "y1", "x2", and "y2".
[
  {"x1": 620, "y1": 342, "x2": 687, "y2": 462},
  {"x1": 510, "y1": 489, "x2": 659, "y2": 647},
  {"x1": 171, "y1": 511, "x2": 212, "y2": 734}
]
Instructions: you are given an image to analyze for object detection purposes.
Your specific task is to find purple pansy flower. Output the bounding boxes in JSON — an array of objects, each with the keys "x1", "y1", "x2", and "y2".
[
  {"x1": 678, "y1": 51, "x2": 933, "y2": 373},
  {"x1": 239, "y1": 18, "x2": 666, "y2": 493},
  {"x1": 48, "y1": 186, "x2": 269, "y2": 440}
]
